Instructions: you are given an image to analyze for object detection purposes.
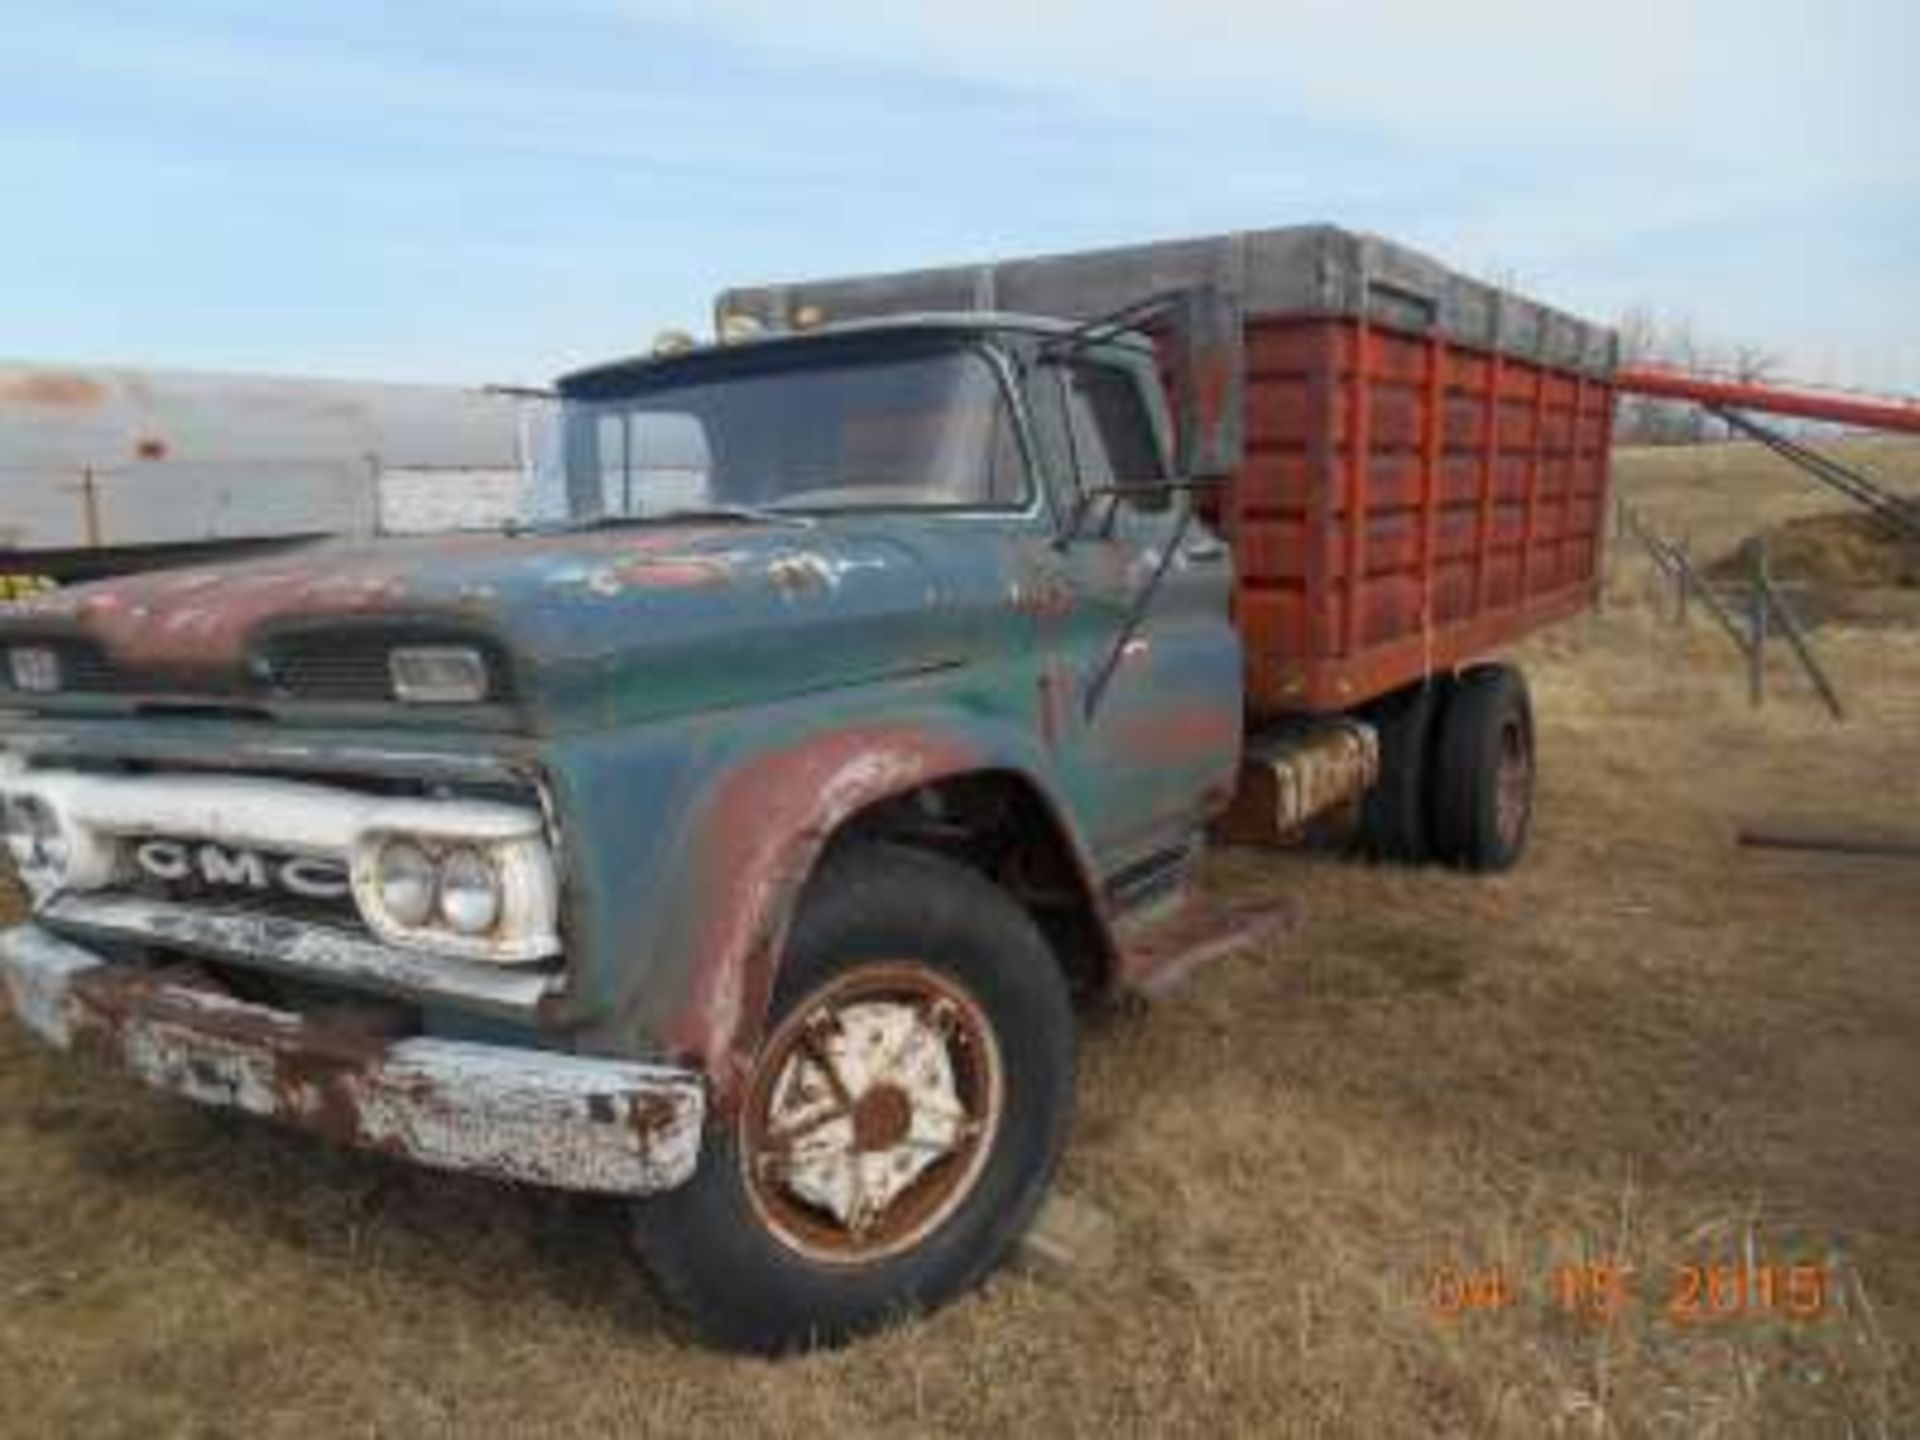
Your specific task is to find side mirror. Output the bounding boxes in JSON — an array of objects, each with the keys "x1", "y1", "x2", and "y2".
[{"x1": 1170, "y1": 286, "x2": 1244, "y2": 480}]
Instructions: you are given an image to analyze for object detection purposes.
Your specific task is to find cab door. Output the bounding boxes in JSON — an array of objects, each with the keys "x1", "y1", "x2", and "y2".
[{"x1": 1022, "y1": 349, "x2": 1242, "y2": 870}]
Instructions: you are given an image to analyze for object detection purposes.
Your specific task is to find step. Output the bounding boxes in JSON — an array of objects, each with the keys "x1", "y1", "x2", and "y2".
[{"x1": 1115, "y1": 887, "x2": 1299, "y2": 996}]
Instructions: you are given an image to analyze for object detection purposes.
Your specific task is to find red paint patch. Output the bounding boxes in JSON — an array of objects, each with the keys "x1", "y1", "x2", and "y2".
[
  {"x1": 665, "y1": 725, "x2": 979, "y2": 1105},
  {"x1": 9, "y1": 526, "x2": 744, "y2": 669},
  {"x1": 1107, "y1": 701, "x2": 1242, "y2": 770},
  {"x1": 607, "y1": 554, "x2": 734, "y2": 590}
]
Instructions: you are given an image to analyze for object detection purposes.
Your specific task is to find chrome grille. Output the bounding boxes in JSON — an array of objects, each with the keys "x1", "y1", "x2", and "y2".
[{"x1": 117, "y1": 837, "x2": 362, "y2": 930}]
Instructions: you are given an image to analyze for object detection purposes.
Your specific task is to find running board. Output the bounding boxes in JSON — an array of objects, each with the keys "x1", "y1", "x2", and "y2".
[{"x1": 1114, "y1": 888, "x2": 1298, "y2": 997}]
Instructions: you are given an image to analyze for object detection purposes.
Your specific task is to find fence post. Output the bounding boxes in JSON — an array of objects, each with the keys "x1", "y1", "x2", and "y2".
[
  {"x1": 1676, "y1": 533, "x2": 1692, "y2": 625},
  {"x1": 1747, "y1": 538, "x2": 1769, "y2": 706},
  {"x1": 1603, "y1": 495, "x2": 1628, "y2": 612},
  {"x1": 1751, "y1": 538, "x2": 1846, "y2": 722}
]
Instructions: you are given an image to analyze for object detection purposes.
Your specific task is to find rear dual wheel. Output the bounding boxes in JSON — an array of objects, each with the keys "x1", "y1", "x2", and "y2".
[
  {"x1": 633, "y1": 842, "x2": 1075, "y2": 1355},
  {"x1": 1428, "y1": 664, "x2": 1534, "y2": 872},
  {"x1": 1356, "y1": 682, "x2": 1439, "y2": 861},
  {"x1": 1356, "y1": 663, "x2": 1535, "y2": 873}
]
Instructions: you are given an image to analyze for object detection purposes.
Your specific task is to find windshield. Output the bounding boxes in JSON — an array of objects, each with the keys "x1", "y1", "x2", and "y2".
[{"x1": 552, "y1": 345, "x2": 1029, "y2": 521}]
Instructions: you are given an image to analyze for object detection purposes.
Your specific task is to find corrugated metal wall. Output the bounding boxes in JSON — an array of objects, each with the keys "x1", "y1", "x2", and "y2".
[{"x1": 0, "y1": 362, "x2": 525, "y2": 557}]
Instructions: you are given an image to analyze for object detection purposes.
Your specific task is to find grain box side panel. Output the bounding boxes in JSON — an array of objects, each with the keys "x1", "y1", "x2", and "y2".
[{"x1": 1235, "y1": 316, "x2": 1612, "y2": 717}]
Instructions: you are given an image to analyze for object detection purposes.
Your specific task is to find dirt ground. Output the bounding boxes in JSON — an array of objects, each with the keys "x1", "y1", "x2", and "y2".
[{"x1": 2, "y1": 440, "x2": 1917, "y2": 1437}]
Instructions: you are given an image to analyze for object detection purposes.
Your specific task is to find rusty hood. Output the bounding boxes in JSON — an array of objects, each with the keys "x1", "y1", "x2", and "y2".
[{"x1": 3, "y1": 521, "x2": 1004, "y2": 730}]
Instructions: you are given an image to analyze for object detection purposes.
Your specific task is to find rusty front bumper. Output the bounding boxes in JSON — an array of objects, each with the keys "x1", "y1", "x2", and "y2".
[{"x1": 0, "y1": 923, "x2": 705, "y2": 1195}]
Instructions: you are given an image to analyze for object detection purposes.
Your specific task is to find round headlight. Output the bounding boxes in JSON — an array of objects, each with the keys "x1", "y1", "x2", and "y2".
[
  {"x1": 437, "y1": 847, "x2": 502, "y2": 936},
  {"x1": 375, "y1": 840, "x2": 438, "y2": 928}
]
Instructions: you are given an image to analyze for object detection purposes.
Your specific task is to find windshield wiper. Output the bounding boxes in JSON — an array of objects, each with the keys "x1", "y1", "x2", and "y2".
[{"x1": 549, "y1": 504, "x2": 816, "y2": 533}]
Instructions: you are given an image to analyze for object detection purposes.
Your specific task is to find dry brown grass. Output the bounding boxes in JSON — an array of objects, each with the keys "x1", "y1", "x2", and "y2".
[{"x1": 3, "y1": 441, "x2": 1918, "y2": 1436}]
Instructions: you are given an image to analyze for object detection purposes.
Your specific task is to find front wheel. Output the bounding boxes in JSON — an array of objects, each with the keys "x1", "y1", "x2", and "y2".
[{"x1": 632, "y1": 842, "x2": 1076, "y2": 1354}]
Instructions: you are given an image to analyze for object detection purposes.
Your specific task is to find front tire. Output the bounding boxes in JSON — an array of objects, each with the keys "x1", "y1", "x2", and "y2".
[{"x1": 632, "y1": 841, "x2": 1076, "y2": 1354}]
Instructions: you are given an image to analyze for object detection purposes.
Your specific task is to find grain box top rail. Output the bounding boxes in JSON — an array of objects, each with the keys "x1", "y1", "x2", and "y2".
[{"x1": 716, "y1": 224, "x2": 1617, "y2": 379}]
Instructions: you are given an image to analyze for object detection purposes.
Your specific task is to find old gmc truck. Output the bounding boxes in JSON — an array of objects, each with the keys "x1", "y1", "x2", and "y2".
[{"x1": 0, "y1": 226, "x2": 1615, "y2": 1352}]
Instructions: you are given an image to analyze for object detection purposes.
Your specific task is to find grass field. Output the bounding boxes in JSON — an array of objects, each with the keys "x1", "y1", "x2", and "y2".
[{"x1": 2, "y1": 440, "x2": 1917, "y2": 1436}]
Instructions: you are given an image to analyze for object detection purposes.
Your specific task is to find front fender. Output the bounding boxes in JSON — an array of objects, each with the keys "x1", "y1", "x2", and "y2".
[{"x1": 544, "y1": 693, "x2": 1102, "y2": 1106}]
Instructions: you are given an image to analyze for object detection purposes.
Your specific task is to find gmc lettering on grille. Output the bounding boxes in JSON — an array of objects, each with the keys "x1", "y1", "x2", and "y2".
[{"x1": 132, "y1": 839, "x2": 351, "y2": 901}]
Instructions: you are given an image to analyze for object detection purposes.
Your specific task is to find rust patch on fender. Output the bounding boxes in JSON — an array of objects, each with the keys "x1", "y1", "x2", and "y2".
[{"x1": 666, "y1": 726, "x2": 979, "y2": 1107}]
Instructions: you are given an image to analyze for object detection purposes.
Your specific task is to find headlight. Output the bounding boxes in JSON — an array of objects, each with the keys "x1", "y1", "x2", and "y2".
[
  {"x1": 349, "y1": 828, "x2": 557, "y2": 963},
  {"x1": 389, "y1": 646, "x2": 489, "y2": 704},
  {"x1": 437, "y1": 847, "x2": 502, "y2": 935},
  {"x1": 6, "y1": 646, "x2": 62, "y2": 693},
  {"x1": 2, "y1": 793, "x2": 69, "y2": 876},
  {"x1": 374, "y1": 839, "x2": 438, "y2": 928}
]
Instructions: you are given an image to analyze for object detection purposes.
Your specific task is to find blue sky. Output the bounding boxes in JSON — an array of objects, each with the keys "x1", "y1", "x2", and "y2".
[{"x1": 3, "y1": 1, "x2": 1915, "y2": 390}]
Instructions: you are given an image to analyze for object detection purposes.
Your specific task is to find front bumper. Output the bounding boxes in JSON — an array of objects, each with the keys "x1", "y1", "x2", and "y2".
[{"x1": 0, "y1": 922, "x2": 705, "y2": 1195}]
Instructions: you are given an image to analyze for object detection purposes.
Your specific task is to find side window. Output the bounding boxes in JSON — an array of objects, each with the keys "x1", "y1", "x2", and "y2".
[
  {"x1": 593, "y1": 411, "x2": 713, "y2": 516},
  {"x1": 1043, "y1": 361, "x2": 1169, "y2": 513},
  {"x1": 983, "y1": 392, "x2": 1028, "y2": 506},
  {"x1": 1065, "y1": 363, "x2": 1165, "y2": 490},
  {"x1": 630, "y1": 412, "x2": 713, "y2": 513},
  {"x1": 1028, "y1": 364, "x2": 1076, "y2": 497}
]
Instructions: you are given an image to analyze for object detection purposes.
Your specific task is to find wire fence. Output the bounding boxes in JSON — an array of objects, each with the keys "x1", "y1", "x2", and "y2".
[{"x1": 1610, "y1": 497, "x2": 1844, "y2": 721}]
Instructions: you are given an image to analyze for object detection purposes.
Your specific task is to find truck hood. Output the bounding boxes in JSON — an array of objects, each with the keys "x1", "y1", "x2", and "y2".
[{"x1": 7, "y1": 522, "x2": 1009, "y2": 730}]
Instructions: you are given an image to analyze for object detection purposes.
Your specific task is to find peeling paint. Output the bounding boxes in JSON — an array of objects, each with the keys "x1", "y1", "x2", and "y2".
[
  {"x1": 0, "y1": 923, "x2": 703, "y2": 1195},
  {"x1": 39, "y1": 894, "x2": 557, "y2": 1017},
  {"x1": 667, "y1": 725, "x2": 979, "y2": 1103}
]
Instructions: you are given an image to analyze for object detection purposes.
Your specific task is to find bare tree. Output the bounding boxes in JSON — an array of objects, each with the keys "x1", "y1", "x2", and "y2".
[{"x1": 1612, "y1": 308, "x2": 1777, "y2": 446}]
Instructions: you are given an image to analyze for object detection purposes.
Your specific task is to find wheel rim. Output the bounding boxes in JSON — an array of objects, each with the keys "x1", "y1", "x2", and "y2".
[
  {"x1": 739, "y1": 961, "x2": 1005, "y2": 1266},
  {"x1": 1494, "y1": 717, "x2": 1532, "y2": 853}
]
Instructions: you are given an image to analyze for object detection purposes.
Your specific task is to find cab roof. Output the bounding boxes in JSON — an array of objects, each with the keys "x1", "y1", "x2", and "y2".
[{"x1": 556, "y1": 311, "x2": 1152, "y2": 398}]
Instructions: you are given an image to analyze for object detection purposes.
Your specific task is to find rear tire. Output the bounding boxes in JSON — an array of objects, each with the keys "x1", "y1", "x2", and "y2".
[
  {"x1": 632, "y1": 841, "x2": 1075, "y2": 1355},
  {"x1": 1356, "y1": 682, "x2": 1438, "y2": 862},
  {"x1": 1428, "y1": 664, "x2": 1534, "y2": 872}
]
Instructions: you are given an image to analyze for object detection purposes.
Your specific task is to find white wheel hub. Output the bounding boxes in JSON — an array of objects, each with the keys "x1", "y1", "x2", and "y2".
[{"x1": 763, "y1": 999, "x2": 972, "y2": 1233}]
